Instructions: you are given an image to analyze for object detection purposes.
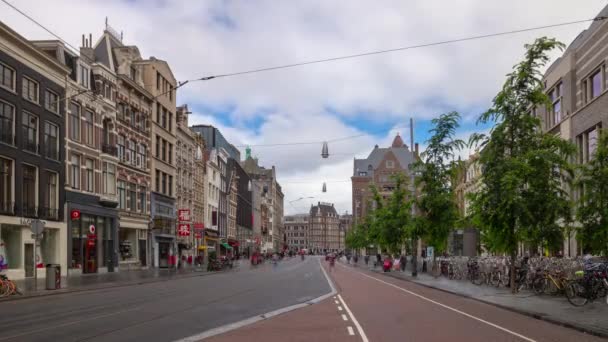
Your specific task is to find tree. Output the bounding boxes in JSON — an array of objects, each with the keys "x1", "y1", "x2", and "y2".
[
  {"x1": 576, "y1": 129, "x2": 608, "y2": 256},
  {"x1": 345, "y1": 220, "x2": 370, "y2": 253},
  {"x1": 367, "y1": 173, "x2": 413, "y2": 256},
  {"x1": 415, "y1": 112, "x2": 465, "y2": 265},
  {"x1": 469, "y1": 37, "x2": 574, "y2": 292}
]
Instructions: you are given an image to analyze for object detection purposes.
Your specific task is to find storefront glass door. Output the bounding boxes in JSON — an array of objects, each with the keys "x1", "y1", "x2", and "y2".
[{"x1": 24, "y1": 243, "x2": 33, "y2": 277}]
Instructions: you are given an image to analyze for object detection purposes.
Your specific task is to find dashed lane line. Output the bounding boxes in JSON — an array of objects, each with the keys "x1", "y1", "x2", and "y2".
[
  {"x1": 337, "y1": 294, "x2": 369, "y2": 342},
  {"x1": 338, "y1": 306, "x2": 343, "y2": 311},
  {"x1": 338, "y1": 263, "x2": 536, "y2": 342},
  {"x1": 347, "y1": 326, "x2": 355, "y2": 336},
  {"x1": 342, "y1": 314, "x2": 348, "y2": 321}
]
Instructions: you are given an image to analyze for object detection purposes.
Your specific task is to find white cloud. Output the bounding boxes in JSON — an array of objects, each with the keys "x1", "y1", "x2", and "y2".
[{"x1": 2, "y1": 0, "x2": 605, "y2": 210}]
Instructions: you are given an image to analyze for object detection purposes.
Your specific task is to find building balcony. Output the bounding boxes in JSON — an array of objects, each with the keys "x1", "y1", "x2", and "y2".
[
  {"x1": 0, "y1": 201, "x2": 15, "y2": 215},
  {"x1": 99, "y1": 193, "x2": 119, "y2": 208},
  {"x1": 39, "y1": 207, "x2": 59, "y2": 221},
  {"x1": 102, "y1": 144, "x2": 118, "y2": 157}
]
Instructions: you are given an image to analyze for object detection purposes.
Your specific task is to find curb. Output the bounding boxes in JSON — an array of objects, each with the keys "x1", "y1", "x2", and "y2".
[
  {"x1": 174, "y1": 257, "x2": 338, "y2": 341},
  {"x1": 0, "y1": 268, "x2": 230, "y2": 303},
  {"x1": 354, "y1": 264, "x2": 607, "y2": 339}
]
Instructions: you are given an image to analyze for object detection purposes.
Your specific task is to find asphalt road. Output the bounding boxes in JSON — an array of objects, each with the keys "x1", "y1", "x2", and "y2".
[{"x1": 0, "y1": 257, "x2": 331, "y2": 342}]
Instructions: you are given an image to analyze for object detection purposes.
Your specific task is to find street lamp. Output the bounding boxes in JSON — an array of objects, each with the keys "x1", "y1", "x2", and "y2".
[
  {"x1": 321, "y1": 142, "x2": 329, "y2": 158},
  {"x1": 322, "y1": 182, "x2": 327, "y2": 193}
]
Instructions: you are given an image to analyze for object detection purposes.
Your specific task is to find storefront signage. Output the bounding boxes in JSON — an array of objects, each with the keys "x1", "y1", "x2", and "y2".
[
  {"x1": 193, "y1": 223, "x2": 204, "y2": 230},
  {"x1": 178, "y1": 209, "x2": 191, "y2": 222},
  {"x1": 195, "y1": 232, "x2": 202, "y2": 239},
  {"x1": 89, "y1": 225, "x2": 96, "y2": 234},
  {"x1": 178, "y1": 223, "x2": 191, "y2": 236},
  {"x1": 71, "y1": 209, "x2": 81, "y2": 221},
  {"x1": 20, "y1": 217, "x2": 47, "y2": 226}
]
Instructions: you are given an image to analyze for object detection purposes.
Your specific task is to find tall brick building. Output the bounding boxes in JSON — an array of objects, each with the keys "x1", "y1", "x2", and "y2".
[{"x1": 351, "y1": 134, "x2": 416, "y2": 226}]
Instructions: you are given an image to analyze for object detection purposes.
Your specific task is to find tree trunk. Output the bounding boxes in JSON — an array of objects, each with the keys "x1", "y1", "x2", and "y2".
[
  {"x1": 510, "y1": 249, "x2": 517, "y2": 294},
  {"x1": 412, "y1": 238, "x2": 418, "y2": 277}
]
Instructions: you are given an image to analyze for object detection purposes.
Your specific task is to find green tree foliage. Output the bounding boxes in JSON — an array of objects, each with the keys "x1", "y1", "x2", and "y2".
[
  {"x1": 345, "y1": 220, "x2": 370, "y2": 251},
  {"x1": 367, "y1": 173, "x2": 413, "y2": 255},
  {"x1": 576, "y1": 129, "x2": 608, "y2": 256},
  {"x1": 469, "y1": 37, "x2": 574, "y2": 291},
  {"x1": 415, "y1": 112, "x2": 465, "y2": 257}
]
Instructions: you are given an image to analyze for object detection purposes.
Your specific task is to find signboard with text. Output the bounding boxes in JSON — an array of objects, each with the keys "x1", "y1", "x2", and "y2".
[
  {"x1": 178, "y1": 209, "x2": 191, "y2": 222},
  {"x1": 178, "y1": 223, "x2": 191, "y2": 236},
  {"x1": 193, "y1": 222, "x2": 204, "y2": 230}
]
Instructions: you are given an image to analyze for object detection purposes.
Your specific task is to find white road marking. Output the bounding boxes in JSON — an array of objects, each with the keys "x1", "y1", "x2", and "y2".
[
  {"x1": 335, "y1": 300, "x2": 340, "y2": 304},
  {"x1": 342, "y1": 314, "x2": 348, "y2": 321},
  {"x1": 347, "y1": 326, "x2": 355, "y2": 335},
  {"x1": 341, "y1": 265, "x2": 536, "y2": 342},
  {"x1": 337, "y1": 294, "x2": 369, "y2": 342},
  {"x1": 337, "y1": 305, "x2": 343, "y2": 311}
]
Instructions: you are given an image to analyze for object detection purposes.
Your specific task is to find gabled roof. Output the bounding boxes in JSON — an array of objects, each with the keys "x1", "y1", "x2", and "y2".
[
  {"x1": 310, "y1": 202, "x2": 338, "y2": 216},
  {"x1": 353, "y1": 135, "x2": 414, "y2": 176}
]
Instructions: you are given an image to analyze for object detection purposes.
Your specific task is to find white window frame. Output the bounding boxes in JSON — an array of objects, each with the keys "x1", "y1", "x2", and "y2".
[
  {"x1": 44, "y1": 89, "x2": 60, "y2": 114},
  {"x1": 0, "y1": 62, "x2": 16, "y2": 92},
  {"x1": 46, "y1": 170, "x2": 58, "y2": 211},
  {"x1": 78, "y1": 63, "x2": 90, "y2": 89},
  {"x1": 22, "y1": 76, "x2": 39, "y2": 104}
]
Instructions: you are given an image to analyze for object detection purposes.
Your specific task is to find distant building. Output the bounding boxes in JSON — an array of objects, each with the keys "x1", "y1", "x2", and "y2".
[
  {"x1": 284, "y1": 214, "x2": 309, "y2": 251},
  {"x1": 191, "y1": 125, "x2": 240, "y2": 161},
  {"x1": 309, "y1": 202, "x2": 341, "y2": 253},
  {"x1": 452, "y1": 154, "x2": 481, "y2": 257}
]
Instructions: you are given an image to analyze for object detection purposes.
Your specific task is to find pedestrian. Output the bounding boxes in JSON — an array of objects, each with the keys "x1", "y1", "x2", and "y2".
[
  {"x1": 329, "y1": 253, "x2": 336, "y2": 272},
  {"x1": 272, "y1": 253, "x2": 279, "y2": 270},
  {"x1": 364, "y1": 255, "x2": 369, "y2": 266},
  {"x1": 376, "y1": 253, "x2": 382, "y2": 268},
  {"x1": 400, "y1": 254, "x2": 406, "y2": 272},
  {"x1": 346, "y1": 254, "x2": 351, "y2": 264}
]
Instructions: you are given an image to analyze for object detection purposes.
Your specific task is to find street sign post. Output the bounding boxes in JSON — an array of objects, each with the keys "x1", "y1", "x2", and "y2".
[{"x1": 30, "y1": 219, "x2": 45, "y2": 291}]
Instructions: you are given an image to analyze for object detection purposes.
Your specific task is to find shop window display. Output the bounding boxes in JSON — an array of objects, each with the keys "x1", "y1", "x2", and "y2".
[
  {"x1": 119, "y1": 229, "x2": 138, "y2": 262},
  {"x1": 40, "y1": 229, "x2": 58, "y2": 266},
  {"x1": 0, "y1": 225, "x2": 21, "y2": 269}
]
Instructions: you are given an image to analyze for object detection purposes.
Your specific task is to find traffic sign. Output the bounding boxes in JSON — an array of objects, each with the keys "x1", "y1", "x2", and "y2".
[{"x1": 30, "y1": 220, "x2": 45, "y2": 235}]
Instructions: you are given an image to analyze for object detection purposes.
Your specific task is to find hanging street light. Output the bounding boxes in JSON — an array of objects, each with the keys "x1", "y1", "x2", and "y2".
[
  {"x1": 322, "y1": 182, "x2": 327, "y2": 192},
  {"x1": 321, "y1": 141, "x2": 329, "y2": 158}
]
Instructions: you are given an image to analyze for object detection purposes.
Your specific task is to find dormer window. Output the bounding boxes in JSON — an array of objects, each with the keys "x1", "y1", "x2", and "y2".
[
  {"x1": 78, "y1": 64, "x2": 90, "y2": 89},
  {"x1": 130, "y1": 66, "x2": 137, "y2": 81},
  {"x1": 386, "y1": 160, "x2": 394, "y2": 169}
]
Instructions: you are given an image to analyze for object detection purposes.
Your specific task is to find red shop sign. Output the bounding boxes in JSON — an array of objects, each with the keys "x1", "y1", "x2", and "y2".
[
  {"x1": 178, "y1": 223, "x2": 191, "y2": 236},
  {"x1": 178, "y1": 209, "x2": 191, "y2": 222},
  {"x1": 193, "y1": 222, "x2": 204, "y2": 230},
  {"x1": 70, "y1": 209, "x2": 81, "y2": 221},
  {"x1": 195, "y1": 233, "x2": 202, "y2": 239}
]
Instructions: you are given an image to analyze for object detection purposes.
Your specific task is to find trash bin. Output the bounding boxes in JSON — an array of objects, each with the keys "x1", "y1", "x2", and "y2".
[{"x1": 45, "y1": 264, "x2": 61, "y2": 290}]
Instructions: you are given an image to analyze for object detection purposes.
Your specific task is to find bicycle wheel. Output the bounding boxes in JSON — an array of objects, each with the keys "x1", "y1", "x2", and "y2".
[
  {"x1": 0, "y1": 281, "x2": 8, "y2": 297},
  {"x1": 532, "y1": 277, "x2": 546, "y2": 295},
  {"x1": 490, "y1": 271, "x2": 501, "y2": 287},
  {"x1": 546, "y1": 278, "x2": 560, "y2": 296},
  {"x1": 565, "y1": 281, "x2": 588, "y2": 306},
  {"x1": 472, "y1": 272, "x2": 484, "y2": 286}
]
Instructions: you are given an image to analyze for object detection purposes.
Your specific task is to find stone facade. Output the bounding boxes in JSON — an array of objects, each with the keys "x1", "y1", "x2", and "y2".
[
  {"x1": 284, "y1": 214, "x2": 309, "y2": 251},
  {"x1": 309, "y1": 202, "x2": 340, "y2": 253}
]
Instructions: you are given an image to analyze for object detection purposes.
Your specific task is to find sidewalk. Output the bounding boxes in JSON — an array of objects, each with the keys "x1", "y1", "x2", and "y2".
[
  {"x1": 4, "y1": 264, "x2": 224, "y2": 301},
  {"x1": 346, "y1": 258, "x2": 608, "y2": 338}
]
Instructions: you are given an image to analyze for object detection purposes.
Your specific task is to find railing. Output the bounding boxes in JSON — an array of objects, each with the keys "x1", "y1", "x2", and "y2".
[
  {"x1": 20, "y1": 204, "x2": 38, "y2": 218},
  {"x1": 0, "y1": 201, "x2": 14, "y2": 215},
  {"x1": 23, "y1": 141, "x2": 38, "y2": 154},
  {"x1": 39, "y1": 207, "x2": 59, "y2": 220},
  {"x1": 102, "y1": 144, "x2": 118, "y2": 156}
]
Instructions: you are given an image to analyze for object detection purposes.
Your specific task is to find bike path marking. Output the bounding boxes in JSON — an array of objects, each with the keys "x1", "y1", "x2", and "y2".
[
  {"x1": 337, "y1": 263, "x2": 536, "y2": 342},
  {"x1": 337, "y1": 294, "x2": 369, "y2": 342}
]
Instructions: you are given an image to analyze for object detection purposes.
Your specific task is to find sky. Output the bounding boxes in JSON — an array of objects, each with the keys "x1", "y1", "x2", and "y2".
[{"x1": 2, "y1": 0, "x2": 606, "y2": 215}]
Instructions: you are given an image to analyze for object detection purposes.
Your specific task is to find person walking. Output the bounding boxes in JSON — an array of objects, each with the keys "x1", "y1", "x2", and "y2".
[
  {"x1": 400, "y1": 254, "x2": 406, "y2": 272},
  {"x1": 328, "y1": 253, "x2": 336, "y2": 272},
  {"x1": 364, "y1": 255, "x2": 369, "y2": 266}
]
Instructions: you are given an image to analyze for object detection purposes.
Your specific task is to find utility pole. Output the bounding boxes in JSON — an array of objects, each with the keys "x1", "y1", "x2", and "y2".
[{"x1": 410, "y1": 117, "x2": 418, "y2": 277}]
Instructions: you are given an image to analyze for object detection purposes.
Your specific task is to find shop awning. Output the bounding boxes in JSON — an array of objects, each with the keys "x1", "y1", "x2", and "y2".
[{"x1": 221, "y1": 242, "x2": 233, "y2": 250}]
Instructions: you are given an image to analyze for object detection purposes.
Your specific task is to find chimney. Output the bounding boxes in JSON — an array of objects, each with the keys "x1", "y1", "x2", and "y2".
[
  {"x1": 415, "y1": 143, "x2": 419, "y2": 156},
  {"x1": 80, "y1": 33, "x2": 94, "y2": 61}
]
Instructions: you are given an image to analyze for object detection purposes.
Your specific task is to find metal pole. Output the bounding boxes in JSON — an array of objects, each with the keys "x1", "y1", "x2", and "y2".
[{"x1": 410, "y1": 117, "x2": 418, "y2": 277}]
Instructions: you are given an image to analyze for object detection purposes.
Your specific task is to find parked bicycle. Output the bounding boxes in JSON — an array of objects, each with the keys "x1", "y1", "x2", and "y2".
[
  {"x1": 565, "y1": 261, "x2": 608, "y2": 306},
  {"x1": 0, "y1": 273, "x2": 20, "y2": 297}
]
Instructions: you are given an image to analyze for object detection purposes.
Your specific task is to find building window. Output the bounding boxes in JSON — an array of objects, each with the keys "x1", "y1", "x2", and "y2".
[
  {"x1": 69, "y1": 102, "x2": 80, "y2": 141},
  {"x1": 549, "y1": 83, "x2": 562, "y2": 126},
  {"x1": 578, "y1": 126, "x2": 600, "y2": 164},
  {"x1": 161, "y1": 107, "x2": 167, "y2": 129},
  {"x1": 128, "y1": 183, "x2": 137, "y2": 211},
  {"x1": 46, "y1": 171, "x2": 58, "y2": 213},
  {"x1": 139, "y1": 186, "x2": 146, "y2": 213},
  {"x1": 44, "y1": 90, "x2": 59, "y2": 114},
  {"x1": 162, "y1": 139, "x2": 167, "y2": 161},
  {"x1": 70, "y1": 155, "x2": 80, "y2": 189},
  {"x1": 0, "y1": 63, "x2": 15, "y2": 91},
  {"x1": 22, "y1": 76, "x2": 39, "y2": 103},
  {"x1": 586, "y1": 67, "x2": 604, "y2": 101},
  {"x1": 103, "y1": 162, "x2": 116, "y2": 195},
  {"x1": 168, "y1": 112, "x2": 173, "y2": 132},
  {"x1": 0, "y1": 101, "x2": 14, "y2": 145},
  {"x1": 117, "y1": 103, "x2": 125, "y2": 121},
  {"x1": 22, "y1": 164, "x2": 37, "y2": 217},
  {"x1": 43, "y1": 121, "x2": 59, "y2": 160},
  {"x1": 78, "y1": 65, "x2": 90, "y2": 88},
  {"x1": 22, "y1": 111, "x2": 38, "y2": 153},
  {"x1": 118, "y1": 181, "x2": 126, "y2": 209},
  {"x1": 155, "y1": 135, "x2": 160, "y2": 158},
  {"x1": 0, "y1": 157, "x2": 12, "y2": 213},
  {"x1": 85, "y1": 158, "x2": 94, "y2": 192},
  {"x1": 156, "y1": 103, "x2": 161, "y2": 124},
  {"x1": 169, "y1": 175, "x2": 173, "y2": 196},
  {"x1": 168, "y1": 144, "x2": 173, "y2": 164},
  {"x1": 162, "y1": 173, "x2": 167, "y2": 194},
  {"x1": 84, "y1": 110, "x2": 94, "y2": 145},
  {"x1": 127, "y1": 139, "x2": 136, "y2": 165},
  {"x1": 386, "y1": 160, "x2": 394, "y2": 169},
  {"x1": 117, "y1": 135, "x2": 125, "y2": 162},
  {"x1": 137, "y1": 143, "x2": 146, "y2": 169},
  {"x1": 156, "y1": 169, "x2": 160, "y2": 192},
  {"x1": 156, "y1": 72, "x2": 161, "y2": 90},
  {"x1": 130, "y1": 66, "x2": 137, "y2": 80}
]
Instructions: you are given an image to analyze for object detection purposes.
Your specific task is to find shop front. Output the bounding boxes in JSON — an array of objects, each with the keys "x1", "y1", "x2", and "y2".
[
  {"x1": 151, "y1": 217, "x2": 176, "y2": 268},
  {"x1": 118, "y1": 226, "x2": 148, "y2": 269},
  {"x1": 203, "y1": 229, "x2": 219, "y2": 262},
  {"x1": 67, "y1": 194, "x2": 118, "y2": 276},
  {"x1": 0, "y1": 217, "x2": 67, "y2": 280}
]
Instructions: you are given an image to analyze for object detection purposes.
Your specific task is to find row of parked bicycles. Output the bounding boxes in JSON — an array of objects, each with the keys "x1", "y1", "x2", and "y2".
[
  {"x1": 0, "y1": 273, "x2": 20, "y2": 298},
  {"x1": 435, "y1": 256, "x2": 608, "y2": 306}
]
